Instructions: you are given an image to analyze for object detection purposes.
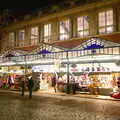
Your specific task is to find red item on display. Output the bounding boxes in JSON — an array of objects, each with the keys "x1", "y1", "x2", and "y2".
[{"x1": 111, "y1": 93, "x2": 120, "y2": 99}]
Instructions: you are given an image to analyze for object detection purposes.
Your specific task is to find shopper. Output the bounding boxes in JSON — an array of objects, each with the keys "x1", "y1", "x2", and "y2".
[
  {"x1": 52, "y1": 76, "x2": 57, "y2": 92},
  {"x1": 72, "y1": 77, "x2": 76, "y2": 94},
  {"x1": 117, "y1": 77, "x2": 120, "y2": 88},
  {"x1": 8, "y1": 75, "x2": 12, "y2": 87},
  {"x1": 20, "y1": 79, "x2": 25, "y2": 96},
  {"x1": 70, "y1": 75, "x2": 76, "y2": 94},
  {"x1": 27, "y1": 76, "x2": 34, "y2": 99}
]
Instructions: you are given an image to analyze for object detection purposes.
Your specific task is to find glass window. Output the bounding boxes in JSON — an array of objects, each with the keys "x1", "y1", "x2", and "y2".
[
  {"x1": 9, "y1": 32, "x2": 15, "y2": 47},
  {"x1": 18, "y1": 30, "x2": 25, "y2": 41},
  {"x1": 77, "y1": 16, "x2": 89, "y2": 37},
  {"x1": 30, "y1": 26, "x2": 39, "y2": 45},
  {"x1": 113, "y1": 47, "x2": 119, "y2": 54},
  {"x1": 99, "y1": 9, "x2": 113, "y2": 34},
  {"x1": 18, "y1": 29, "x2": 25, "y2": 47},
  {"x1": 44, "y1": 24, "x2": 52, "y2": 43},
  {"x1": 59, "y1": 19, "x2": 70, "y2": 40}
]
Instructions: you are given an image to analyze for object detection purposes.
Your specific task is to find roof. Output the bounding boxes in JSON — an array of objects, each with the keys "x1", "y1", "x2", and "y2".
[
  {"x1": 15, "y1": 45, "x2": 38, "y2": 52},
  {"x1": 52, "y1": 33, "x2": 120, "y2": 49},
  {"x1": 12, "y1": 33, "x2": 120, "y2": 52},
  {"x1": 98, "y1": 33, "x2": 120, "y2": 44},
  {"x1": 52, "y1": 38, "x2": 88, "y2": 49}
]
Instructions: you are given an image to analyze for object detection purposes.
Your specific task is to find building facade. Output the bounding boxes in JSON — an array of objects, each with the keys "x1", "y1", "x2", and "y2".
[{"x1": 0, "y1": 0, "x2": 120, "y2": 94}]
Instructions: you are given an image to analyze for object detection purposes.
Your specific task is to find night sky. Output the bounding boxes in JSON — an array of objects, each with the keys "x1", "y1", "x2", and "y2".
[{"x1": 0, "y1": 0, "x2": 60, "y2": 17}]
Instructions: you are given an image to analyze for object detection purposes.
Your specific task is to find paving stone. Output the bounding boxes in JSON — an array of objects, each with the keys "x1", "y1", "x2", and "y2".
[{"x1": 0, "y1": 91, "x2": 120, "y2": 120}]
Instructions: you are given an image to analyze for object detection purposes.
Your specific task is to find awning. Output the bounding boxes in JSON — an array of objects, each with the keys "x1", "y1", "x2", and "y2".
[{"x1": 1, "y1": 49, "x2": 29, "y2": 58}]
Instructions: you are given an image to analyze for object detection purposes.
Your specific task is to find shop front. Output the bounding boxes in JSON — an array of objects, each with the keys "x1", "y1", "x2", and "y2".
[
  {"x1": 30, "y1": 57, "x2": 120, "y2": 95},
  {"x1": 32, "y1": 65, "x2": 56, "y2": 91},
  {"x1": 0, "y1": 65, "x2": 33, "y2": 90},
  {"x1": 67, "y1": 62, "x2": 120, "y2": 95},
  {"x1": 0, "y1": 38, "x2": 120, "y2": 95}
]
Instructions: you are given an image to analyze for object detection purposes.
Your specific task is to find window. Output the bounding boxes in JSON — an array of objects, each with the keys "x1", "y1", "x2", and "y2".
[
  {"x1": 44, "y1": 24, "x2": 52, "y2": 43},
  {"x1": 9, "y1": 32, "x2": 15, "y2": 47},
  {"x1": 30, "y1": 26, "x2": 39, "y2": 45},
  {"x1": 99, "y1": 9, "x2": 113, "y2": 34},
  {"x1": 18, "y1": 30, "x2": 25, "y2": 47},
  {"x1": 59, "y1": 19, "x2": 70, "y2": 40},
  {"x1": 77, "y1": 16, "x2": 89, "y2": 37},
  {"x1": 18, "y1": 30, "x2": 25, "y2": 41}
]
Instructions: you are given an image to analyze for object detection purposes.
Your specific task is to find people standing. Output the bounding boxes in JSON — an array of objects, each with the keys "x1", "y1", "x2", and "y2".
[
  {"x1": 8, "y1": 75, "x2": 12, "y2": 88},
  {"x1": 117, "y1": 77, "x2": 120, "y2": 88},
  {"x1": 27, "y1": 76, "x2": 34, "y2": 99},
  {"x1": 71, "y1": 76, "x2": 76, "y2": 94},
  {"x1": 20, "y1": 79, "x2": 25, "y2": 96},
  {"x1": 52, "y1": 76, "x2": 57, "y2": 92}
]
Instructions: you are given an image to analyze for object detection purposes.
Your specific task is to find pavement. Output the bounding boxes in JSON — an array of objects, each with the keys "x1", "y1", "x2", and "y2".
[
  {"x1": 0, "y1": 88, "x2": 120, "y2": 101},
  {"x1": 1, "y1": 89, "x2": 120, "y2": 120},
  {"x1": 36, "y1": 89, "x2": 120, "y2": 101}
]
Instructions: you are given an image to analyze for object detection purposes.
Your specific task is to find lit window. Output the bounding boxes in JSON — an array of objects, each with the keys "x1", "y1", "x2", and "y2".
[
  {"x1": 30, "y1": 27, "x2": 39, "y2": 45},
  {"x1": 59, "y1": 19, "x2": 70, "y2": 40},
  {"x1": 77, "y1": 16, "x2": 89, "y2": 37},
  {"x1": 99, "y1": 9, "x2": 113, "y2": 34},
  {"x1": 18, "y1": 30, "x2": 25, "y2": 41},
  {"x1": 44, "y1": 24, "x2": 52, "y2": 43},
  {"x1": 18, "y1": 30, "x2": 25, "y2": 47}
]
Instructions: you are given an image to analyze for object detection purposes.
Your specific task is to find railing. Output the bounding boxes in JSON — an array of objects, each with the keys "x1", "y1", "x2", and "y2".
[{"x1": 0, "y1": 46, "x2": 120, "y2": 64}]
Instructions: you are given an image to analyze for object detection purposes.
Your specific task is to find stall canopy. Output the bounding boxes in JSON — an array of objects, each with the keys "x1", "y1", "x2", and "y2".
[
  {"x1": 2, "y1": 50, "x2": 28, "y2": 57},
  {"x1": 32, "y1": 42, "x2": 64, "y2": 54},
  {"x1": 72, "y1": 37, "x2": 120, "y2": 50}
]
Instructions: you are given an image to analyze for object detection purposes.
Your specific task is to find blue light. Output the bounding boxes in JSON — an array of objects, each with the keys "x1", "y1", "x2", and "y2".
[
  {"x1": 37, "y1": 49, "x2": 51, "y2": 54},
  {"x1": 84, "y1": 44, "x2": 104, "y2": 50}
]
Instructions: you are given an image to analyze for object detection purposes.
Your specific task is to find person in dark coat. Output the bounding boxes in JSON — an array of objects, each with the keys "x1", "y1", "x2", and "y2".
[
  {"x1": 8, "y1": 75, "x2": 12, "y2": 87},
  {"x1": 20, "y1": 80, "x2": 25, "y2": 96},
  {"x1": 27, "y1": 76, "x2": 34, "y2": 99},
  {"x1": 52, "y1": 76, "x2": 57, "y2": 92}
]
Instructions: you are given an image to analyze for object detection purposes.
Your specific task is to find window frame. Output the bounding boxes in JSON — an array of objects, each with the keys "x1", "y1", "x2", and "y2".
[
  {"x1": 98, "y1": 9, "x2": 114, "y2": 34},
  {"x1": 30, "y1": 26, "x2": 39, "y2": 45},
  {"x1": 43, "y1": 23, "x2": 52, "y2": 43},
  {"x1": 77, "y1": 15, "x2": 89, "y2": 38},
  {"x1": 58, "y1": 19, "x2": 71, "y2": 40}
]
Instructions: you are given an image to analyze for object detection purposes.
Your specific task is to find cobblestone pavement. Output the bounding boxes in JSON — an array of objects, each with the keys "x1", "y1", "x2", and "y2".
[{"x1": 0, "y1": 91, "x2": 120, "y2": 120}]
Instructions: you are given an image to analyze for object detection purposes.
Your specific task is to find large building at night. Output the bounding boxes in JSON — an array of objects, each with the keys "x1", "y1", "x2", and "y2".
[{"x1": 0, "y1": 0, "x2": 120, "y2": 95}]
